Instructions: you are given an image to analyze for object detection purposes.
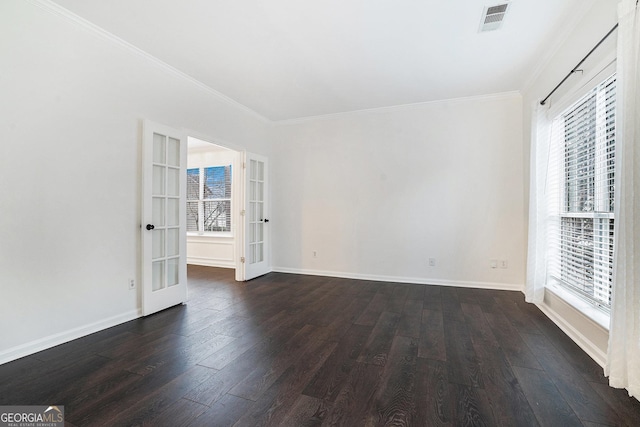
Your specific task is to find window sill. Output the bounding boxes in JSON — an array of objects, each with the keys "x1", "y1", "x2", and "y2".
[
  {"x1": 187, "y1": 232, "x2": 234, "y2": 238},
  {"x1": 545, "y1": 282, "x2": 610, "y2": 331}
]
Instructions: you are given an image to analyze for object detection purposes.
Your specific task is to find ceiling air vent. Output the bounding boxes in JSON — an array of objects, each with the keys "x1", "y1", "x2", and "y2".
[{"x1": 479, "y1": 3, "x2": 510, "y2": 32}]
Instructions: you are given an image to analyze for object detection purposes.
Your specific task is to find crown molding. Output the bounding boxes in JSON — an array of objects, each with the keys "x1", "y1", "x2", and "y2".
[
  {"x1": 520, "y1": 0, "x2": 598, "y2": 95},
  {"x1": 26, "y1": 0, "x2": 271, "y2": 124},
  {"x1": 274, "y1": 91, "x2": 522, "y2": 126},
  {"x1": 25, "y1": 0, "x2": 525, "y2": 127}
]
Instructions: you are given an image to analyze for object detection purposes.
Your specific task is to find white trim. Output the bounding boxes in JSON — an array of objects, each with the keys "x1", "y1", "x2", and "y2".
[
  {"x1": 187, "y1": 232, "x2": 234, "y2": 238},
  {"x1": 546, "y1": 282, "x2": 610, "y2": 330},
  {"x1": 22, "y1": 0, "x2": 524, "y2": 126},
  {"x1": 536, "y1": 288, "x2": 609, "y2": 368},
  {"x1": 25, "y1": 0, "x2": 270, "y2": 124},
  {"x1": 520, "y1": 0, "x2": 598, "y2": 94},
  {"x1": 273, "y1": 91, "x2": 522, "y2": 126},
  {"x1": 0, "y1": 309, "x2": 141, "y2": 366},
  {"x1": 271, "y1": 267, "x2": 523, "y2": 291},
  {"x1": 187, "y1": 257, "x2": 235, "y2": 269}
]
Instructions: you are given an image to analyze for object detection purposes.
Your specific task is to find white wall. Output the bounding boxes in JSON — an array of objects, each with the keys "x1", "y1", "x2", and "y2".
[
  {"x1": 187, "y1": 146, "x2": 239, "y2": 269},
  {"x1": 271, "y1": 93, "x2": 525, "y2": 289},
  {"x1": 0, "y1": 0, "x2": 269, "y2": 363},
  {"x1": 521, "y1": 0, "x2": 619, "y2": 366}
]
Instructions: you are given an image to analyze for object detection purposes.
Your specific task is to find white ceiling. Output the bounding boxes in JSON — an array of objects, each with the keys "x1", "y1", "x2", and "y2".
[{"x1": 53, "y1": 0, "x2": 591, "y2": 121}]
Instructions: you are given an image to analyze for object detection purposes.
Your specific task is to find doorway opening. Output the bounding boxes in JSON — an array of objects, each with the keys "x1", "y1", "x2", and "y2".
[{"x1": 186, "y1": 136, "x2": 242, "y2": 276}]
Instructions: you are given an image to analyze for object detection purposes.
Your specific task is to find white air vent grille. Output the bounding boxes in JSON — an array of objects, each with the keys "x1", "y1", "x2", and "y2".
[{"x1": 480, "y1": 3, "x2": 510, "y2": 32}]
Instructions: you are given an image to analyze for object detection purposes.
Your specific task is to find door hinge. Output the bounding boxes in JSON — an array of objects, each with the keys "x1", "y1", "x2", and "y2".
[
  {"x1": 242, "y1": 162, "x2": 246, "y2": 169},
  {"x1": 240, "y1": 210, "x2": 246, "y2": 216},
  {"x1": 240, "y1": 257, "x2": 245, "y2": 263}
]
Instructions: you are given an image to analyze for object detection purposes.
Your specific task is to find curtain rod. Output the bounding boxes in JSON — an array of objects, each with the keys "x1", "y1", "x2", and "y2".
[{"x1": 540, "y1": 24, "x2": 619, "y2": 106}]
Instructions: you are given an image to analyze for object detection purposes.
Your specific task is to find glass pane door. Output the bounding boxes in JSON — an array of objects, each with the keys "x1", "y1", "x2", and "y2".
[
  {"x1": 248, "y1": 159, "x2": 265, "y2": 265},
  {"x1": 152, "y1": 133, "x2": 181, "y2": 291}
]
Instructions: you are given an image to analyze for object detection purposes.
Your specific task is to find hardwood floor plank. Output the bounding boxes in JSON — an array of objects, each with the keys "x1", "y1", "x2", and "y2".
[
  {"x1": 124, "y1": 332, "x2": 235, "y2": 376},
  {"x1": 455, "y1": 288, "x2": 499, "y2": 311},
  {"x1": 418, "y1": 308, "x2": 446, "y2": 361},
  {"x1": 354, "y1": 292, "x2": 390, "y2": 326},
  {"x1": 357, "y1": 311, "x2": 401, "y2": 366},
  {"x1": 228, "y1": 324, "x2": 322, "y2": 401},
  {"x1": 187, "y1": 394, "x2": 253, "y2": 427},
  {"x1": 62, "y1": 369, "x2": 142, "y2": 421},
  {"x1": 520, "y1": 332, "x2": 624, "y2": 426},
  {"x1": 512, "y1": 365, "x2": 583, "y2": 427},
  {"x1": 280, "y1": 394, "x2": 332, "y2": 427},
  {"x1": 196, "y1": 309, "x2": 298, "y2": 370},
  {"x1": 232, "y1": 340, "x2": 338, "y2": 426},
  {"x1": 302, "y1": 324, "x2": 373, "y2": 401},
  {"x1": 588, "y1": 381, "x2": 640, "y2": 426},
  {"x1": 423, "y1": 285, "x2": 443, "y2": 311},
  {"x1": 323, "y1": 361, "x2": 385, "y2": 426},
  {"x1": 397, "y1": 298, "x2": 423, "y2": 339},
  {"x1": 103, "y1": 365, "x2": 217, "y2": 427},
  {"x1": 460, "y1": 303, "x2": 500, "y2": 349},
  {"x1": 484, "y1": 310, "x2": 542, "y2": 370},
  {"x1": 2, "y1": 354, "x2": 111, "y2": 405},
  {"x1": 70, "y1": 364, "x2": 215, "y2": 426},
  {"x1": 440, "y1": 287, "x2": 465, "y2": 322},
  {"x1": 171, "y1": 308, "x2": 228, "y2": 336},
  {"x1": 96, "y1": 327, "x2": 180, "y2": 360},
  {"x1": 183, "y1": 330, "x2": 289, "y2": 407},
  {"x1": 461, "y1": 303, "x2": 539, "y2": 426},
  {"x1": 306, "y1": 293, "x2": 354, "y2": 327},
  {"x1": 442, "y1": 317, "x2": 483, "y2": 388},
  {"x1": 514, "y1": 298, "x2": 610, "y2": 385},
  {"x1": 371, "y1": 335, "x2": 419, "y2": 426},
  {"x1": 492, "y1": 294, "x2": 543, "y2": 334},
  {"x1": 414, "y1": 357, "x2": 454, "y2": 426},
  {"x1": 143, "y1": 397, "x2": 208, "y2": 427},
  {"x1": 451, "y1": 383, "x2": 494, "y2": 427},
  {"x1": 384, "y1": 283, "x2": 409, "y2": 313},
  {"x1": 406, "y1": 283, "x2": 425, "y2": 300},
  {"x1": 321, "y1": 296, "x2": 376, "y2": 339}
]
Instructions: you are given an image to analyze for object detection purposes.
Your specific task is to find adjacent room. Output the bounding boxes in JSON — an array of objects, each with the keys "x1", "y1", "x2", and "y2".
[{"x1": 1, "y1": 0, "x2": 639, "y2": 425}]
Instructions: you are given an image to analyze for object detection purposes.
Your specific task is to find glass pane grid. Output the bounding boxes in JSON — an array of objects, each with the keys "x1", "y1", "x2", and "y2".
[
  {"x1": 549, "y1": 73, "x2": 616, "y2": 312},
  {"x1": 187, "y1": 165, "x2": 232, "y2": 233}
]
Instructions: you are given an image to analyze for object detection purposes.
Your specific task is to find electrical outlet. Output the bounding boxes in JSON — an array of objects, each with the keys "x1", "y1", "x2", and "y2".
[
  {"x1": 128, "y1": 279, "x2": 135, "y2": 290},
  {"x1": 313, "y1": 251, "x2": 317, "y2": 258},
  {"x1": 500, "y1": 260, "x2": 508, "y2": 269},
  {"x1": 490, "y1": 259, "x2": 498, "y2": 269},
  {"x1": 429, "y1": 258, "x2": 436, "y2": 267}
]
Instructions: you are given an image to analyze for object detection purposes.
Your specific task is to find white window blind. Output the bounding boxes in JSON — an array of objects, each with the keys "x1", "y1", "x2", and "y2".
[
  {"x1": 187, "y1": 165, "x2": 232, "y2": 233},
  {"x1": 547, "y1": 74, "x2": 616, "y2": 311}
]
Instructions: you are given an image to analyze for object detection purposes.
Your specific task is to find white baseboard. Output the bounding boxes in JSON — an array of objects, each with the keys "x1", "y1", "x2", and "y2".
[
  {"x1": 271, "y1": 266, "x2": 523, "y2": 291},
  {"x1": 187, "y1": 258, "x2": 235, "y2": 269},
  {"x1": 536, "y1": 289, "x2": 608, "y2": 368},
  {"x1": 0, "y1": 309, "x2": 142, "y2": 366}
]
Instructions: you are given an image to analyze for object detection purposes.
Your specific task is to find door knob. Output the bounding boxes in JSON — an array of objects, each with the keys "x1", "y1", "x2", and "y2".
[
  {"x1": 146, "y1": 224, "x2": 155, "y2": 230},
  {"x1": 264, "y1": 219, "x2": 269, "y2": 223}
]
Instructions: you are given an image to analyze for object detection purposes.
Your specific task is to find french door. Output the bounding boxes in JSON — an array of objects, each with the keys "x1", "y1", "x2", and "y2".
[
  {"x1": 238, "y1": 152, "x2": 270, "y2": 281},
  {"x1": 142, "y1": 121, "x2": 187, "y2": 315}
]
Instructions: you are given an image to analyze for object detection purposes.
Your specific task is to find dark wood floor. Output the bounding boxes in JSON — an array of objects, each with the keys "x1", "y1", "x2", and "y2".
[{"x1": 1, "y1": 266, "x2": 639, "y2": 426}]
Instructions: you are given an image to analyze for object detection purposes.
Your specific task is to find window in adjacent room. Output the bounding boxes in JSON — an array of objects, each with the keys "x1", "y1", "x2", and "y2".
[
  {"x1": 548, "y1": 73, "x2": 616, "y2": 311},
  {"x1": 187, "y1": 165, "x2": 232, "y2": 233}
]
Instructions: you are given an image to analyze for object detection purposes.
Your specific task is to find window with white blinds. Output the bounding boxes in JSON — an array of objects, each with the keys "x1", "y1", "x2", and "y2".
[
  {"x1": 548, "y1": 74, "x2": 616, "y2": 311},
  {"x1": 186, "y1": 165, "x2": 232, "y2": 233}
]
